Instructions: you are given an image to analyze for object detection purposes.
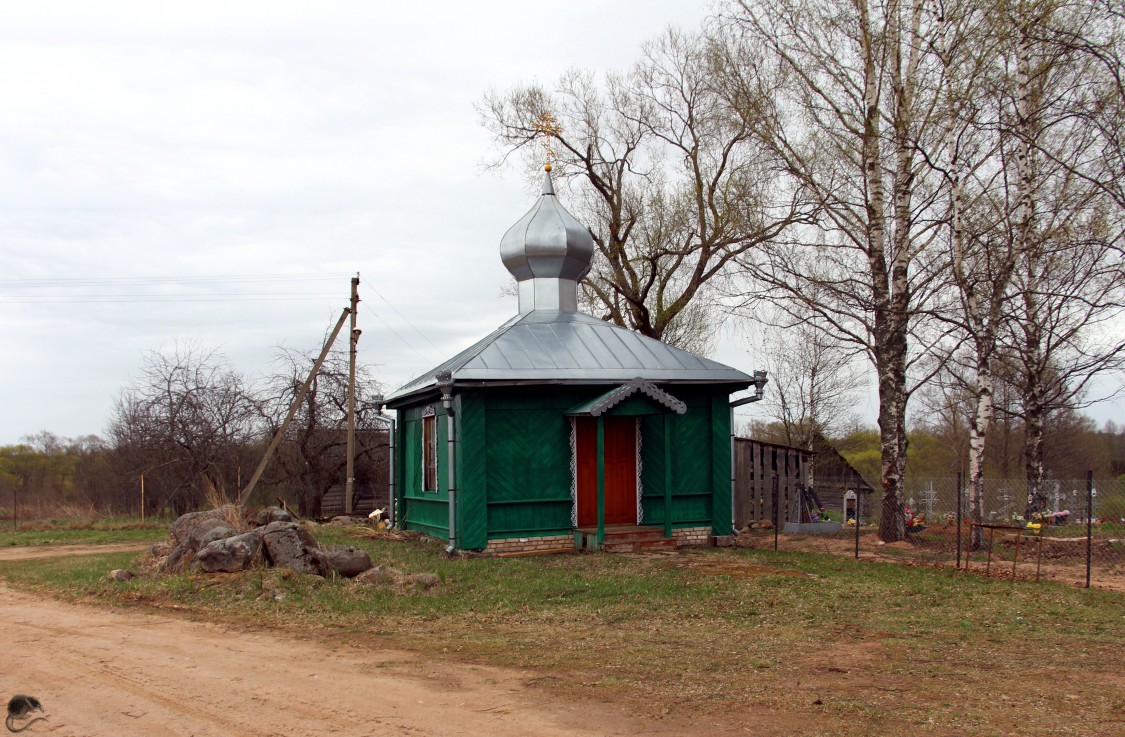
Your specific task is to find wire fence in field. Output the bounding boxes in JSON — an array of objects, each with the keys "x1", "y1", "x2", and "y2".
[{"x1": 735, "y1": 475, "x2": 1125, "y2": 589}]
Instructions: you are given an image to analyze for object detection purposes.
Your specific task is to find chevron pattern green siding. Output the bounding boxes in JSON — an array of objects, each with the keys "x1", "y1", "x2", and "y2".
[
  {"x1": 456, "y1": 392, "x2": 488, "y2": 549},
  {"x1": 639, "y1": 393, "x2": 713, "y2": 527},
  {"x1": 711, "y1": 394, "x2": 734, "y2": 535},
  {"x1": 484, "y1": 404, "x2": 573, "y2": 535}
]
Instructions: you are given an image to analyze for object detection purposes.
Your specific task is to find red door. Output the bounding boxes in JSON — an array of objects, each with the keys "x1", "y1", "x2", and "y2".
[{"x1": 576, "y1": 416, "x2": 637, "y2": 527}]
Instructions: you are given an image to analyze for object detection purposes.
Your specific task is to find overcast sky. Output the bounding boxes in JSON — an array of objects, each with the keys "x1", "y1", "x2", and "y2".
[
  {"x1": 0, "y1": 0, "x2": 743, "y2": 444},
  {"x1": 1, "y1": 1, "x2": 1118, "y2": 446}
]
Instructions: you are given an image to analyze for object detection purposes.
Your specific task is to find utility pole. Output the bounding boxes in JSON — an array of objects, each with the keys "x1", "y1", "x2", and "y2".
[{"x1": 345, "y1": 274, "x2": 360, "y2": 514}]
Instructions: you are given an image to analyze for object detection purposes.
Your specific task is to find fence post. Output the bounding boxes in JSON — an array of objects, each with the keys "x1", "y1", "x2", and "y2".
[
  {"x1": 772, "y1": 473, "x2": 779, "y2": 552},
  {"x1": 854, "y1": 491, "x2": 860, "y2": 559},
  {"x1": 1086, "y1": 470, "x2": 1093, "y2": 589},
  {"x1": 956, "y1": 472, "x2": 962, "y2": 569}
]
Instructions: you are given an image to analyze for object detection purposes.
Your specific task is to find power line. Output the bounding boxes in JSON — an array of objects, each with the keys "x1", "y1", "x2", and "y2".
[
  {"x1": 0, "y1": 294, "x2": 340, "y2": 304},
  {"x1": 357, "y1": 300, "x2": 442, "y2": 367},
  {"x1": 0, "y1": 273, "x2": 351, "y2": 304},
  {"x1": 0, "y1": 274, "x2": 347, "y2": 287},
  {"x1": 359, "y1": 282, "x2": 445, "y2": 355}
]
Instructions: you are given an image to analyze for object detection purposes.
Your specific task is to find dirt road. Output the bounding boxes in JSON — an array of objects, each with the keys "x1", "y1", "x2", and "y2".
[{"x1": 0, "y1": 547, "x2": 664, "y2": 737}]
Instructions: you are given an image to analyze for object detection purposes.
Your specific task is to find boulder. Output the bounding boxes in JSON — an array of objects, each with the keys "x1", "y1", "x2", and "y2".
[
  {"x1": 150, "y1": 541, "x2": 173, "y2": 558},
  {"x1": 308, "y1": 547, "x2": 330, "y2": 576},
  {"x1": 259, "y1": 521, "x2": 326, "y2": 576},
  {"x1": 169, "y1": 507, "x2": 239, "y2": 545},
  {"x1": 323, "y1": 545, "x2": 373, "y2": 578},
  {"x1": 161, "y1": 521, "x2": 237, "y2": 573},
  {"x1": 248, "y1": 506, "x2": 292, "y2": 527},
  {"x1": 196, "y1": 531, "x2": 263, "y2": 573},
  {"x1": 160, "y1": 515, "x2": 237, "y2": 573},
  {"x1": 326, "y1": 516, "x2": 363, "y2": 527}
]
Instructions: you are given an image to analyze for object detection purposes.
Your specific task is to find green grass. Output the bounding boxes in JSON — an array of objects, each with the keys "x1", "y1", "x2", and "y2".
[
  {"x1": 1, "y1": 524, "x2": 167, "y2": 547},
  {"x1": 0, "y1": 551, "x2": 145, "y2": 591},
  {"x1": 1, "y1": 525, "x2": 1122, "y2": 736}
]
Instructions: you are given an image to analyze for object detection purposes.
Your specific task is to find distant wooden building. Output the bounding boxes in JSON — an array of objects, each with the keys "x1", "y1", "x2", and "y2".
[{"x1": 807, "y1": 434, "x2": 877, "y2": 513}]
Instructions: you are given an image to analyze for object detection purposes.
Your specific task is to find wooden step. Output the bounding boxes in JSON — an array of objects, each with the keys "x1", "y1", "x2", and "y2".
[
  {"x1": 576, "y1": 526, "x2": 678, "y2": 553},
  {"x1": 602, "y1": 538, "x2": 678, "y2": 553}
]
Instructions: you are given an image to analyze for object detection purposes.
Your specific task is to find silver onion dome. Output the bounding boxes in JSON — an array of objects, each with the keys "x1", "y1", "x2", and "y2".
[{"x1": 499, "y1": 169, "x2": 594, "y2": 314}]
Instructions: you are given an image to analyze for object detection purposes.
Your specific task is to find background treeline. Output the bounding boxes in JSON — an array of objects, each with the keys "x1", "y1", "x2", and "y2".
[
  {"x1": 748, "y1": 414, "x2": 1125, "y2": 486},
  {"x1": 0, "y1": 343, "x2": 388, "y2": 523}
]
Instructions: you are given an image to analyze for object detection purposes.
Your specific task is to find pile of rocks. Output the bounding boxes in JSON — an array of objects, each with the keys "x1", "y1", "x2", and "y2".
[{"x1": 149, "y1": 506, "x2": 373, "y2": 578}]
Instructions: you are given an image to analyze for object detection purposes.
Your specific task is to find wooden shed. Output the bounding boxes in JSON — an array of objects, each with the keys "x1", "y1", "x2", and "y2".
[
  {"x1": 806, "y1": 433, "x2": 877, "y2": 513},
  {"x1": 385, "y1": 172, "x2": 753, "y2": 554}
]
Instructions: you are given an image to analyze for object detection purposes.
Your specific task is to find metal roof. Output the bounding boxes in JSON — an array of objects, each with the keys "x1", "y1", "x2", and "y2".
[{"x1": 386, "y1": 310, "x2": 752, "y2": 405}]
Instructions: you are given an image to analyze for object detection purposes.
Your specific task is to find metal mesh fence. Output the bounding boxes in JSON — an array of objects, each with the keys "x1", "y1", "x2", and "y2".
[{"x1": 736, "y1": 475, "x2": 1125, "y2": 589}]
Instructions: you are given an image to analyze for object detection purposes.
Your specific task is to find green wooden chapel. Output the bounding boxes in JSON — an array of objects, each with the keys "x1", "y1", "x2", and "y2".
[{"x1": 384, "y1": 171, "x2": 754, "y2": 553}]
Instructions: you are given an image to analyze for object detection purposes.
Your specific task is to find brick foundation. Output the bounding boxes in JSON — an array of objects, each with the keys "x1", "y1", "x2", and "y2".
[
  {"x1": 482, "y1": 526, "x2": 713, "y2": 554},
  {"x1": 483, "y1": 534, "x2": 575, "y2": 555},
  {"x1": 672, "y1": 526, "x2": 711, "y2": 547}
]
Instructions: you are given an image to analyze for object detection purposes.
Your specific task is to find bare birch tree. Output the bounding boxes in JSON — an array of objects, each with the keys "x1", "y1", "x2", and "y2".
[
  {"x1": 725, "y1": 0, "x2": 950, "y2": 540},
  {"x1": 929, "y1": 0, "x2": 1125, "y2": 532},
  {"x1": 929, "y1": 0, "x2": 1024, "y2": 545},
  {"x1": 994, "y1": 0, "x2": 1125, "y2": 513}
]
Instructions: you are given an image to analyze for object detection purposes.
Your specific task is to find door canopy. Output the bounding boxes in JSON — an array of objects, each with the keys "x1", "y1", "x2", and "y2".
[{"x1": 566, "y1": 377, "x2": 687, "y2": 417}]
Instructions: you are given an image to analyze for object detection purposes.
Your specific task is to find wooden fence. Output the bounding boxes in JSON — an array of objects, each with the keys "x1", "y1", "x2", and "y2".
[{"x1": 732, "y1": 438, "x2": 808, "y2": 528}]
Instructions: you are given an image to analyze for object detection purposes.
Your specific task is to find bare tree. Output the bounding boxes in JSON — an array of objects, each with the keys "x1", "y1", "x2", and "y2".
[
  {"x1": 260, "y1": 346, "x2": 387, "y2": 517},
  {"x1": 0, "y1": 433, "x2": 120, "y2": 518},
  {"x1": 108, "y1": 343, "x2": 260, "y2": 515},
  {"x1": 756, "y1": 313, "x2": 865, "y2": 480},
  {"x1": 911, "y1": 372, "x2": 973, "y2": 477},
  {"x1": 907, "y1": 0, "x2": 1125, "y2": 541},
  {"x1": 927, "y1": 0, "x2": 1025, "y2": 545},
  {"x1": 481, "y1": 25, "x2": 810, "y2": 353}
]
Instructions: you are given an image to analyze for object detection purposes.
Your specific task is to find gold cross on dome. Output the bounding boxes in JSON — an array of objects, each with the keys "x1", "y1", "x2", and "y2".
[{"x1": 533, "y1": 112, "x2": 562, "y2": 171}]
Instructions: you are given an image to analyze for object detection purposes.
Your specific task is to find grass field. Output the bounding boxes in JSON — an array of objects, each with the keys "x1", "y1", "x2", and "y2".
[
  {"x1": 0, "y1": 525, "x2": 1122, "y2": 736},
  {"x1": 1, "y1": 517, "x2": 168, "y2": 547}
]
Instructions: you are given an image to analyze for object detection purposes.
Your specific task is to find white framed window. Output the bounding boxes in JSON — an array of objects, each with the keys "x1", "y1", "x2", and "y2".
[{"x1": 422, "y1": 411, "x2": 438, "y2": 492}]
